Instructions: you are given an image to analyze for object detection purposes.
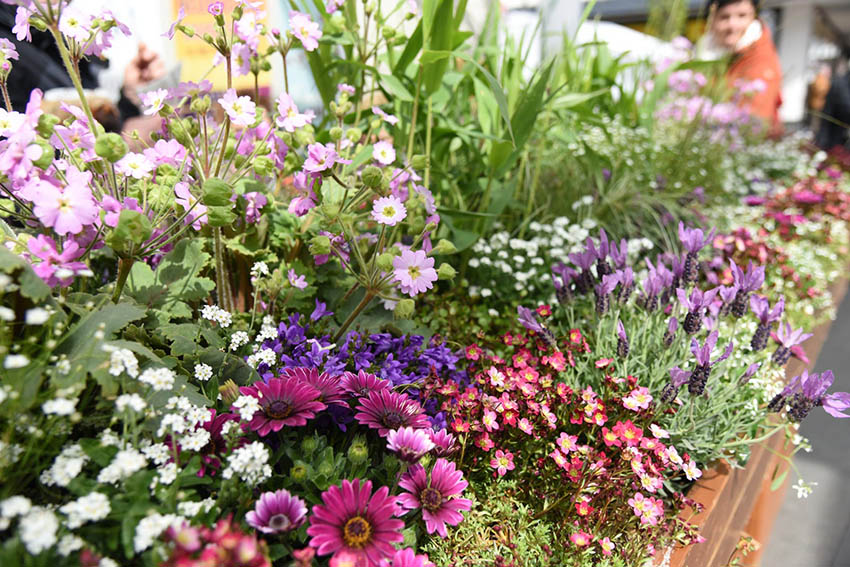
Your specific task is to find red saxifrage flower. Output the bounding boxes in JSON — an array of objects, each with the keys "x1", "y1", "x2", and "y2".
[
  {"x1": 398, "y1": 458, "x2": 472, "y2": 537},
  {"x1": 238, "y1": 376, "x2": 327, "y2": 436},
  {"x1": 306, "y1": 479, "x2": 404, "y2": 566},
  {"x1": 354, "y1": 389, "x2": 430, "y2": 436}
]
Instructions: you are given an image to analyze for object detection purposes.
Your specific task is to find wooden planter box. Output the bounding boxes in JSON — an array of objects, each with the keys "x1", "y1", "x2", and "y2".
[{"x1": 656, "y1": 277, "x2": 849, "y2": 567}]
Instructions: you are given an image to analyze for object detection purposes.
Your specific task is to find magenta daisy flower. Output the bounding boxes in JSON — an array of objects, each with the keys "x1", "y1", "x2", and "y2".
[
  {"x1": 307, "y1": 479, "x2": 404, "y2": 564},
  {"x1": 380, "y1": 548, "x2": 435, "y2": 567},
  {"x1": 392, "y1": 250, "x2": 438, "y2": 297},
  {"x1": 371, "y1": 195, "x2": 406, "y2": 226},
  {"x1": 354, "y1": 390, "x2": 430, "y2": 436},
  {"x1": 397, "y1": 458, "x2": 472, "y2": 537},
  {"x1": 340, "y1": 370, "x2": 391, "y2": 398},
  {"x1": 387, "y1": 427, "x2": 435, "y2": 462},
  {"x1": 246, "y1": 489, "x2": 308, "y2": 534},
  {"x1": 282, "y1": 367, "x2": 347, "y2": 407},
  {"x1": 237, "y1": 377, "x2": 326, "y2": 436},
  {"x1": 428, "y1": 429, "x2": 458, "y2": 457}
]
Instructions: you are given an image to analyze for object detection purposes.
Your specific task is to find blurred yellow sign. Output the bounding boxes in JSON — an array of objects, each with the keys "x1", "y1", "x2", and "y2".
[{"x1": 172, "y1": 0, "x2": 270, "y2": 91}]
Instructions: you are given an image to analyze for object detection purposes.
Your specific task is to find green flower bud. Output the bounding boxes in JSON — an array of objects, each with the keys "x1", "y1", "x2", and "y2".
[
  {"x1": 301, "y1": 436, "x2": 318, "y2": 454},
  {"x1": 329, "y1": 126, "x2": 343, "y2": 141},
  {"x1": 95, "y1": 132, "x2": 129, "y2": 163},
  {"x1": 232, "y1": 4, "x2": 243, "y2": 19},
  {"x1": 179, "y1": 24, "x2": 195, "y2": 37},
  {"x1": 348, "y1": 439, "x2": 369, "y2": 464},
  {"x1": 424, "y1": 221, "x2": 438, "y2": 232},
  {"x1": 218, "y1": 379, "x2": 240, "y2": 404},
  {"x1": 365, "y1": 1, "x2": 375, "y2": 14},
  {"x1": 381, "y1": 25, "x2": 395, "y2": 39},
  {"x1": 437, "y1": 263, "x2": 456, "y2": 281},
  {"x1": 432, "y1": 239, "x2": 457, "y2": 255},
  {"x1": 290, "y1": 461, "x2": 310, "y2": 483},
  {"x1": 317, "y1": 460, "x2": 334, "y2": 477},
  {"x1": 206, "y1": 205, "x2": 237, "y2": 227},
  {"x1": 410, "y1": 155, "x2": 428, "y2": 170},
  {"x1": 394, "y1": 298, "x2": 415, "y2": 319},
  {"x1": 252, "y1": 156, "x2": 273, "y2": 177},
  {"x1": 202, "y1": 33, "x2": 214, "y2": 45},
  {"x1": 361, "y1": 165, "x2": 383, "y2": 189},
  {"x1": 309, "y1": 235, "x2": 331, "y2": 256},
  {"x1": 31, "y1": 140, "x2": 53, "y2": 169},
  {"x1": 190, "y1": 95, "x2": 211, "y2": 114},
  {"x1": 376, "y1": 253, "x2": 395, "y2": 272},
  {"x1": 346, "y1": 128, "x2": 362, "y2": 143},
  {"x1": 36, "y1": 113, "x2": 60, "y2": 138}
]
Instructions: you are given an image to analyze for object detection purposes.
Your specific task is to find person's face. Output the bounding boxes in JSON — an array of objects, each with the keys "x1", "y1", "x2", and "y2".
[{"x1": 711, "y1": 1, "x2": 757, "y2": 50}]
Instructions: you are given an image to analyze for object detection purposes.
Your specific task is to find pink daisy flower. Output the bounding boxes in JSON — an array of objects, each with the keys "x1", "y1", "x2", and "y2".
[
  {"x1": 392, "y1": 250, "x2": 438, "y2": 297},
  {"x1": 219, "y1": 88, "x2": 257, "y2": 127},
  {"x1": 371, "y1": 196, "x2": 407, "y2": 226},
  {"x1": 428, "y1": 429, "x2": 458, "y2": 457},
  {"x1": 386, "y1": 427, "x2": 434, "y2": 462},
  {"x1": 290, "y1": 11, "x2": 322, "y2": 51},
  {"x1": 489, "y1": 450, "x2": 515, "y2": 476},
  {"x1": 372, "y1": 141, "x2": 396, "y2": 165},
  {"x1": 340, "y1": 370, "x2": 391, "y2": 398},
  {"x1": 236, "y1": 377, "x2": 326, "y2": 436},
  {"x1": 379, "y1": 548, "x2": 434, "y2": 567},
  {"x1": 246, "y1": 489, "x2": 308, "y2": 534},
  {"x1": 307, "y1": 479, "x2": 404, "y2": 564},
  {"x1": 282, "y1": 367, "x2": 346, "y2": 407},
  {"x1": 398, "y1": 458, "x2": 472, "y2": 537},
  {"x1": 354, "y1": 389, "x2": 430, "y2": 436}
]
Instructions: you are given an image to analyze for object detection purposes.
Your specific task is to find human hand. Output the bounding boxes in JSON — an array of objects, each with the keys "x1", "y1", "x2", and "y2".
[{"x1": 123, "y1": 43, "x2": 166, "y2": 98}]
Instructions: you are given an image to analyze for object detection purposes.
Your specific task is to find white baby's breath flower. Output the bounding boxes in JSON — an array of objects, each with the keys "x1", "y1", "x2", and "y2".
[
  {"x1": 0, "y1": 306, "x2": 14, "y2": 321},
  {"x1": 792, "y1": 479, "x2": 817, "y2": 499},
  {"x1": 251, "y1": 261, "x2": 270, "y2": 278},
  {"x1": 134, "y1": 513, "x2": 183, "y2": 552},
  {"x1": 142, "y1": 443, "x2": 171, "y2": 466},
  {"x1": 1, "y1": 496, "x2": 32, "y2": 519},
  {"x1": 57, "y1": 534, "x2": 84, "y2": 556},
  {"x1": 222, "y1": 441, "x2": 271, "y2": 486}
]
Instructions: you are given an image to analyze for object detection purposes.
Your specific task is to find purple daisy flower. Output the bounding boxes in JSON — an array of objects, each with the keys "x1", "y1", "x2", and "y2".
[
  {"x1": 246, "y1": 489, "x2": 308, "y2": 534},
  {"x1": 397, "y1": 458, "x2": 472, "y2": 537},
  {"x1": 428, "y1": 429, "x2": 458, "y2": 457},
  {"x1": 354, "y1": 390, "x2": 430, "y2": 436},
  {"x1": 283, "y1": 367, "x2": 347, "y2": 407},
  {"x1": 341, "y1": 370, "x2": 391, "y2": 398},
  {"x1": 237, "y1": 377, "x2": 327, "y2": 436},
  {"x1": 387, "y1": 427, "x2": 435, "y2": 462},
  {"x1": 307, "y1": 479, "x2": 404, "y2": 564}
]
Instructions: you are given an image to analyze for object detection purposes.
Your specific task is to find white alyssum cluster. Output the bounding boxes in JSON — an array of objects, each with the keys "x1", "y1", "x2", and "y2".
[
  {"x1": 222, "y1": 441, "x2": 271, "y2": 486},
  {"x1": 233, "y1": 395, "x2": 261, "y2": 421},
  {"x1": 142, "y1": 443, "x2": 171, "y2": 466},
  {"x1": 194, "y1": 363, "x2": 213, "y2": 381},
  {"x1": 246, "y1": 347, "x2": 277, "y2": 369},
  {"x1": 18, "y1": 506, "x2": 59, "y2": 554},
  {"x1": 59, "y1": 492, "x2": 111, "y2": 528},
  {"x1": 255, "y1": 316, "x2": 278, "y2": 342},
  {"x1": 0, "y1": 496, "x2": 32, "y2": 530},
  {"x1": 134, "y1": 513, "x2": 184, "y2": 552},
  {"x1": 97, "y1": 448, "x2": 147, "y2": 484},
  {"x1": 41, "y1": 443, "x2": 89, "y2": 487},
  {"x1": 25, "y1": 307, "x2": 51, "y2": 325},
  {"x1": 201, "y1": 305, "x2": 232, "y2": 328},
  {"x1": 139, "y1": 367, "x2": 176, "y2": 391},
  {"x1": 177, "y1": 498, "x2": 216, "y2": 518},
  {"x1": 103, "y1": 345, "x2": 140, "y2": 377},
  {"x1": 57, "y1": 534, "x2": 85, "y2": 556},
  {"x1": 42, "y1": 397, "x2": 77, "y2": 416},
  {"x1": 230, "y1": 330, "x2": 250, "y2": 350},
  {"x1": 116, "y1": 393, "x2": 147, "y2": 413},
  {"x1": 251, "y1": 261, "x2": 270, "y2": 278}
]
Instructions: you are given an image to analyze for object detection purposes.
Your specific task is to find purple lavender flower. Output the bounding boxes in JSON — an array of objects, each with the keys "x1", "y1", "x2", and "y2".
[
  {"x1": 768, "y1": 370, "x2": 850, "y2": 421},
  {"x1": 517, "y1": 306, "x2": 556, "y2": 347},
  {"x1": 610, "y1": 238, "x2": 629, "y2": 270},
  {"x1": 663, "y1": 317, "x2": 678, "y2": 347},
  {"x1": 678, "y1": 222, "x2": 715, "y2": 285},
  {"x1": 670, "y1": 254, "x2": 685, "y2": 290},
  {"x1": 739, "y1": 362, "x2": 761, "y2": 385},
  {"x1": 730, "y1": 261, "x2": 765, "y2": 317},
  {"x1": 772, "y1": 322, "x2": 813, "y2": 365},
  {"x1": 661, "y1": 366, "x2": 691, "y2": 403},
  {"x1": 594, "y1": 273, "x2": 620, "y2": 315},
  {"x1": 750, "y1": 295, "x2": 784, "y2": 351},
  {"x1": 551, "y1": 262, "x2": 576, "y2": 304},
  {"x1": 640, "y1": 272, "x2": 665, "y2": 312},
  {"x1": 718, "y1": 285, "x2": 738, "y2": 317},
  {"x1": 617, "y1": 319, "x2": 629, "y2": 358},
  {"x1": 688, "y1": 331, "x2": 734, "y2": 395},
  {"x1": 615, "y1": 267, "x2": 634, "y2": 303},
  {"x1": 568, "y1": 249, "x2": 596, "y2": 294},
  {"x1": 676, "y1": 287, "x2": 720, "y2": 335},
  {"x1": 586, "y1": 229, "x2": 612, "y2": 277}
]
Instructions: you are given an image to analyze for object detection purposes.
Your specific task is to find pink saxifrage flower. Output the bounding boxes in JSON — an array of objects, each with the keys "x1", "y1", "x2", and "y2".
[
  {"x1": 288, "y1": 268, "x2": 308, "y2": 290},
  {"x1": 140, "y1": 88, "x2": 169, "y2": 115},
  {"x1": 307, "y1": 479, "x2": 404, "y2": 565},
  {"x1": 290, "y1": 11, "x2": 322, "y2": 51},
  {"x1": 371, "y1": 196, "x2": 406, "y2": 226},
  {"x1": 354, "y1": 389, "x2": 430, "y2": 436},
  {"x1": 372, "y1": 141, "x2": 396, "y2": 166},
  {"x1": 247, "y1": 489, "x2": 308, "y2": 534},
  {"x1": 489, "y1": 449, "x2": 515, "y2": 476},
  {"x1": 372, "y1": 106, "x2": 399, "y2": 126},
  {"x1": 623, "y1": 386, "x2": 653, "y2": 411},
  {"x1": 398, "y1": 458, "x2": 472, "y2": 537},
  {"x1": 219, "y1": 88, "x2": 257, "y2": 127},
  {"x1": 570, "y1": 530, "x2": 592, "y2": 547},
  {"x1": 392, "y1": 249, "x2": 438, "y2": 297},
  {"x1": 236, "y1": 376, "x2": 327, "y2": 436}
]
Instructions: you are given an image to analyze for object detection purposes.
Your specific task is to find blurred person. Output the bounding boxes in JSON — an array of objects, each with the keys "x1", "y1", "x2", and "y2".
[
  {"x1": 815, "y1": 60, "x2": 850, "y2": 151},
  {"x1": 0, "y1": 4, "x2": 164, "y2": 136},
  {"x1": 696, "y1": 0, "x2": 782, "y2": 129}
]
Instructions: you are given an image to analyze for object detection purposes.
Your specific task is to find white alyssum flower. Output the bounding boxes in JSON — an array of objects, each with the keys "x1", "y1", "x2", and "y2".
[
  {"x1": 1, "y1": 496, "x2": 32, "y2": 519},
  {"x1": 250, "y1": 261, "x2": 270, "y2": 278},
  {"x1": 134, "y1": 513, "x2": 183, "y2": 552},
  {"x1": 154, "y1": 462, "x2": 178, "y2": 486},
  {"x1": 100, "y1": 429, "x2": 122, "y2": 447},
  {"x1": 99, "y1": 558, "x2": 119, "y2": 567},
  {"x1": 25, "y1": 307, "x2": 50, "y2": 325},
  {"x1": 194, "y1": 363, "x2": 213, "y2": 381},
  {"x1": 222, "y1": 441, "x2": 271, "y2": 486},
  {"x1": 0, "y1": 306, "x2": 14, "y2": 321},
  {"x1": 115, "y1": 394, "x2": 146, "y2": 413},
  {"x1": 201, "y1": 305, "x2": 232, "y2": 328},
  {"x1": 141, "y1": 443, "x2": 171, "y2": 466},
  {"x1": 792, "y1": 479, "x2": 817, "y2": 499},
  {"x1": 230, "y1": 331, "x2": 250, "y2": 350},
  {"x1": 103, "y1": 345, "x2": 139, "y2": 378},
  {"x1": 233, "y1": 395, "x2": 261, "y2": 421},
  {"x1": 4, "y1": 354, "x2": 30, "y2": 369},
  {"x1": 157, "y1": 413, "x2": 189, "y2": 437},
  {"x1": 42, "y1": 397, "x2": 77, "y2": 416},
  {"x1": 247, "y1": 347, "x2": 277, "y2": 368},
  {"x1": 57, "y1": 534, "x2": 85, "y2": 556},
  {"x1": 19, "y1": 506, "x2": 59, "y2": 555},
  {"x1": 177, "y1": 498, "x2": 216, "y2": 518},
  {"x1": 41, "y1": 443, "x2": 88, "y2": 487},
  {"x1": 180, "y1": 429, "x2": 211, "y2": 452},
  {"x1": 139, "y1": 367, "x2": 175, "y2": 391},
  {"x1": 60, "y1": 492, "x2": 111, "y2": 529},
  {"x1": 97, "y1": 449, "x2": 147, "y2": 484}
]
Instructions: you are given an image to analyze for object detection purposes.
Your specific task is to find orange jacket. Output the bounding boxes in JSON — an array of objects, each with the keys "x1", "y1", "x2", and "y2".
[{"x1": 726, "y1": 22, "x2": 783, "y2": 127}]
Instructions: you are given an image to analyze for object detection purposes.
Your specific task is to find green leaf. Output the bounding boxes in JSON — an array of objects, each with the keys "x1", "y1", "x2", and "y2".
[
  {"x1": 202, "y1": 177, "x2": 233, "y2": 207},
  {"x1": 0, "y1": 247, "x2": 50, "y2": 302},
  {"x1": 380, "y1": 74, "x2": 414, "y2": 102},
  {"x1": 56, "y1": 303, "x2": 147, "y2": 358},
  {"x1": 422, "y1": 0, "x2": 455, "y2": 95},
  {"x1": 393, "y1": 22, "x2": 423, "y2": 75},
  {"x1": 454, "y1": 52, "x2": 515, "y2": 145},
  {"x1": 105, "y1": 210, "x2": 152, "y2": 255},
  {"x1": 770, "y1": 467, "x2": 789, "y2": 491}
]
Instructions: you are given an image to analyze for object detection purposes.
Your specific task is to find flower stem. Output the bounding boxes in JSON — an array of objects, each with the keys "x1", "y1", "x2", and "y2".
[
  {"x1": 0, "y1": 80, "x2": 12, "y2": 112},
  {"x1": 333, "y1": 290, "x2": 376, "y2": 342},
  {"x1": 48, "y1": 26, "x2": 99, "y2": 138},
  {"x1": 112, "y1": 257, "x2": 134, "y2": 303}
]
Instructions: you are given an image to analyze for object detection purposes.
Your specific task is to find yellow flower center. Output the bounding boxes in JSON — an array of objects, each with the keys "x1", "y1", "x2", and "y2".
[
  {"x1": 381, "y1": 206, "x2": 396, "y2": 218},
  {"x1": 407, "y1": 266, "x2": 421, "y2": 280},
  {"x1": 342, "y1": 516, "x2": 372, "y2": 548}
]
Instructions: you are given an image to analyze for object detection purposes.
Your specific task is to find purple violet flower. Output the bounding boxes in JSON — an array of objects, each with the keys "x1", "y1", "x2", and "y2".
[{"x1": 688, "y1": 331, "x2": 734, "y2": 395}]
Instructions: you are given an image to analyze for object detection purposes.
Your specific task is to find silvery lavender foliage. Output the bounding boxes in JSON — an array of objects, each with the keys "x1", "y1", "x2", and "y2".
[
  {"x1": 678, "y1": 222, "x2": 715, "y2": 286},
  {"x1": 660, "y1": 367, "x2": 691, "y2": 403},
  {"x1": 771, "y1": 322, "x2": 813, "y2": 365},
  {"x1": 749, "y1": 295, "x2": 784, "y2": 351},
  {"x1": 688, "y1": 331, "x2": 734, "y2": 396},
  {"x1": 730, "y1": 260, "x2": 765, "y2": 318},
  {"x1": 767, "y1": 370, "x2": 850, "y2": 422}
]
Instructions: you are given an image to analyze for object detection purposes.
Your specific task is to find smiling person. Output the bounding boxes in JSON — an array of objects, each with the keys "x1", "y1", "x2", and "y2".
[{"x1": 697, "y1": 0, "x2": 783, "y2": 129}]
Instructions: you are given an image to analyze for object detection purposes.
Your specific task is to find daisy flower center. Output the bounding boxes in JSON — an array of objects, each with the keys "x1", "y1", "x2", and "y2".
[
  {"x1": 406, "y1": 266, "x2": 421, "y2": 280},
  {"x1": 269, "y1": 514, "x2": 291, "y2": 531},
  {"x1": 266, "y1": 400, "x2": 292, "y2": 419},
  {"x1": 342, "y1": 515, "x2": 372, "y2": 548},
  {"x1": 382, "y1": 205, "x2": 396, "y2": 217},
  {"x1": 381, "y1": 411, "x2": 404, "y2": 430},
  {"x1": 420, "y1": 487, "x2": 443, "y2": 512}
]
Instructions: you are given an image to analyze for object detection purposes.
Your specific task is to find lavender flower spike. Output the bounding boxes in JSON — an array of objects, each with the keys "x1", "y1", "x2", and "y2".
[
  {"x1": 663, "y1": 317, "x2": 678, "y2": 347},
  {"x1": 617, "y1": 319, "x2": 629, "y2": 358},
  {"x1": 610, "y1": 238, "x2": 629, "y2": 270},
  {"x1": 688, "y1": 331, "x2": 734, "y2": 396},
  {"x1": 772, "y1": 322, "x2": 813, "y2": 365},
  {"x1": 750, "y1": 295, "x2": 784, "y2": 351},
  {"x1": 594, "y1": 273, "x2": 620, "y2": 315},
  {"x1": 768, "y1": 369, "x2": 850, "y2": 421},
  {"x1": 730, "y1": 260, "x2": 765, "y2": 317},
  {"x1": 677, "y1": 287, "x2": 720, "y2": 334},
  {"x1": 661, "y1": 366, "x2": 691, "y2": 403},
  {"x1": 615, "y1": 267, "x2": 635, "y2": 303},
  {"x1": 588, "y1": 229, "x2": 612, "y2": 277},
  {"x1": 517, "y1": 306, "x2": 556, "y2": 348},
  {"x1": 739, "y1": 362, "x2": 761, "y2": 385},
  {"x1": 551, "y1": 262, "x2": 576, "y2": 304},
  {"x1": 568, "y1": 249, "x2": 596, "y2": 294},
  {"x1": 678, "y1": 222, "x2": 715, "y2": 285},
  {"x1": 718, "y1": 285, "x2": 738, "y2": 317}
]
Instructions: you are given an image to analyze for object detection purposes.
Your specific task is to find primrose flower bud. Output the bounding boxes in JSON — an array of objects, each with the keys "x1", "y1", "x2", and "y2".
[
  {"x1": 36, "y1": 113, "x2": 60, "y2": 137},
  {"x1": 361, "y1": 165, "x2": 384, "y2": 189},
  {"x1": 329, "y1": 126, "x2": 343, "y2": 141},
  {"x1": 431, "y1": 239, "x2": 457, "y2": 255},
  {"x1": 424, "y1": 221, "x2": 438, "y2": 232},
  {"x1": 301, "y1": 436, "x2": 318, "y2": 454},
  {"x1": 394, "y1": 299, "x2": 415, "y2": 319},
  {"x1": 377, "y1": 253, "x2": 395, "y2": 272},
  {"x1": 437, "y1": 264, "x2": 456, "y2": 281},
  {"x1": 95, "y1": 133, "x2": 129, "y2": 163},
  {"x1": 346, "y1": 128, "x2": 362, "y2": 143},
  {"x1": 410, "y1": 154, "x2": 428, "y2": 169},
  {"x1": 309, "y1": 235, "x2": 331, "y2": 256}
]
